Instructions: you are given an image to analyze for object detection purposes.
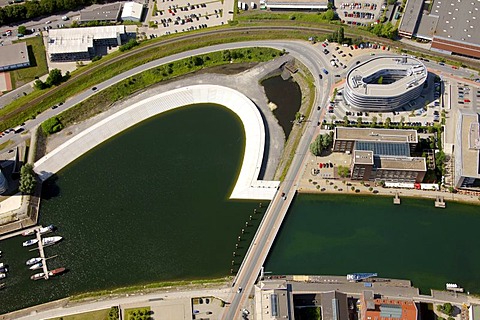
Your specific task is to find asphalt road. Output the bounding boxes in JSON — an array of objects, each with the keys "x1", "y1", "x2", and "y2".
[{"x1": 222, "y1": 41, "x2": 334, "y2": 320}]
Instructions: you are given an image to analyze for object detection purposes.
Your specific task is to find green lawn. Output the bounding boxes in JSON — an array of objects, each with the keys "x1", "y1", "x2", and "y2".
[
  {"x1": 11, "y1": 36, "x2": 48, "y2": 88},
  {"x1": 47, "y1": 308, "x2": 110, "y2": 320},
  {"x1": 124, "y1": 307, "x2": 151, "y2": 320}
]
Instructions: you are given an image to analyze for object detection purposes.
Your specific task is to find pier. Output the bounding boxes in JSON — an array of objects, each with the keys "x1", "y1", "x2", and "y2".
[
  {"x1": 393, "y1": 192, "x2": 401, "y2": 205},
  {"x1": 34, "y1": 227, "x2": 49, "y2": 280},
  {"x1": 435, "y1": 196, "x2": 446, "y2": 208}
]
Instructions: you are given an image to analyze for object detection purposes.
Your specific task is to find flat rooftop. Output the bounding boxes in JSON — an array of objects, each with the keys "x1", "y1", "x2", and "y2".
[
  {"x1": 48, "y1": 26, "x2": 125, "y2": 54},
  {"x1": 353, "y1": 150, "x2": 374, "y2": 165},
  {"x1": 398, "y1": 0, "x2": 423, "y2": 35},
  {"x1": 375, "y1": 156, "x2": 426, "y2": 171},
  {"x1": 415, "y1": 14, "x2": 439, "y2": 40},
  {"x1": 335, "y1": 127, "x2": 418, "y2": 144},
  {"x1": 79, "y1": 3, "x2": 122, "y2": 22},
  {"x1": 346, "y1": 56, "x2": 427, "y2": 97},
  {"x1": 461, "y1": 113, "x2": 480, "y2": 178},
  {"x1": 432, "y1": 0, "x2": 480, "y2": 46},
  {"x1": 0, "y1": 42, "x2": 29, "y2": 68}
]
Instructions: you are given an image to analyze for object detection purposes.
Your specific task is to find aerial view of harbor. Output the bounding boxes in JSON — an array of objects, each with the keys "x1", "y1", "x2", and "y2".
[{"x1": 0, "y1": 0, "x2": 480, "y2": 318}]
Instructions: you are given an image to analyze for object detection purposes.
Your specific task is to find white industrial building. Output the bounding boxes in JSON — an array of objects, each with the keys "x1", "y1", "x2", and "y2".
[
  {"x1": 48, "y1": 26, "x2": 127, "y2": 62},
  {"x1": 121, "y1": 2, "x2": 144, "y2": 22}
]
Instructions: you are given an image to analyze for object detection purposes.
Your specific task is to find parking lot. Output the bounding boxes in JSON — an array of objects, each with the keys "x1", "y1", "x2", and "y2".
[
  {"x1": 335, "y1": 0, "x2": 385, "y2": 27},
  {"x1": 149, "y1": 0, "x2": 233, "y2": 36}
]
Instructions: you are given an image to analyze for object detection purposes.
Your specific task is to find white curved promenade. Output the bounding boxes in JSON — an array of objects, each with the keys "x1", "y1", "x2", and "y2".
[{"x1": 34, "y1": 85, "x2": 279, "y2": 200}]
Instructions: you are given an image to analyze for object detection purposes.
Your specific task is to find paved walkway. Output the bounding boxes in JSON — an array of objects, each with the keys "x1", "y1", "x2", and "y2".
[{"x1": 34, "y1": 85, "x2": 280, "y2": 200}]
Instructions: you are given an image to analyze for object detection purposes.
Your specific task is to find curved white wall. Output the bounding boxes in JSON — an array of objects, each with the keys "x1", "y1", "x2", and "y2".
[{"x1": 34, "y1": 85, "x2": 279, "y2": 200}]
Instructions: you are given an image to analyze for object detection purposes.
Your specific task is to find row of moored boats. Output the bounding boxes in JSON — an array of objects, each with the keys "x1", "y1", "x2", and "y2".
[
  {"x1": 22, "y1": 225, "x2": 66, "y2": 281},
  {"x1": 0, "y1": 250, "x2": 8, "y2": 286}
]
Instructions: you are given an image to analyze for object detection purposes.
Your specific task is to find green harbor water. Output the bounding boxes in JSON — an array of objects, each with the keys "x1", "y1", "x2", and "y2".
[
  {"x1": 265, "y1": 193, "x2": 480, "y2": 294},
  {"x1": 0, "y1": 104, "x2": 262, "y2": 314}
]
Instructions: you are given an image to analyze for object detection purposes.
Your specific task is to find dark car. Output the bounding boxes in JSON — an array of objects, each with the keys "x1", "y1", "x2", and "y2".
[
  {"x1": 318, "y1": 74, "x2": 323, "y2": 79},
  {"x1": 51, "y1": 105, "x2": 58, "y2": 109},
  {"x1": 322, "y1": 68, "x2": 329, "y2": 75},
  {"x1": 92, "y1": 87, "x2": 97, "y2": 91}
]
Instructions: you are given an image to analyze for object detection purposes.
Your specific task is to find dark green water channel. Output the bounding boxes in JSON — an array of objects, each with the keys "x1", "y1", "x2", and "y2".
[
  {"x1": 265, "y1": 193, "x2": 480, "y2": 294},
  {"x1": 261, "y1": 75, "x2": 302, "y2": 137},
  {"x1": 0, "y1": 104, "x2": 263, "y2": 314}
]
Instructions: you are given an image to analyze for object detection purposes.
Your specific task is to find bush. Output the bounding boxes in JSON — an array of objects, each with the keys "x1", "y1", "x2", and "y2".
[
  {"x1": 119, "y1": 39, "x2": 139, "y2": 52},
  {"x1": 41, "y1": 117, "x2": 64, "y2": 135}
]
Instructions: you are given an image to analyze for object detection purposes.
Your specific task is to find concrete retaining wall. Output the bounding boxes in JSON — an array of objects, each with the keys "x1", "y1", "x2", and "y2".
[{"x1": 34, "y1": 85, "x2": 279, "y2": 200}]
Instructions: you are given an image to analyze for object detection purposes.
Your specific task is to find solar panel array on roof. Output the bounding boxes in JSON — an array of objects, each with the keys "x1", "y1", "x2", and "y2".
[
  {"x1": 355, "y1": 142, "x2": 410, "y2": 157},
  {"x1": 380, "y1": 304, "x2": 403, "y2": 318}
]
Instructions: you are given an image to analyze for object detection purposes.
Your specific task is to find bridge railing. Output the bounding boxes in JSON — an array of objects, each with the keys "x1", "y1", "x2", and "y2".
[{"x1": 232, "y1": 194, "x2": 278, "y2": 286}]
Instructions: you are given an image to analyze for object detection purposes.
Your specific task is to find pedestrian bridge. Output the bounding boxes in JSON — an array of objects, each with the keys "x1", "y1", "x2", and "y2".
[{"x1": 34, "y1": 85, "x2": 279, "y2": 200}]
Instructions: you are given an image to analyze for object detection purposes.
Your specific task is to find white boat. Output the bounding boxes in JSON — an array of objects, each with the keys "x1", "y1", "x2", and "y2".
[
  {"x1": 39, "y1": 225, "x2": 55, "y2": 235},
  {"x1": 42, "y1": 236, "x2": 62, "y2": 246},
  {"x1": 0, "y1": 263, "x2": 4, "y2": 268},
  {"x1": 23, "y1": 239, "x2": 39, "y2": 247},
  {"x1": 26, "y1": 257, "x2": 42, "y2": 266},
  {"x1": 21, "y1": 229, "x2": 35, "y2": 236},
  {"x1": 0, "y1": 267, "x2": 7, "y2": 273},
  {"x1": 29, "y1": 262, "x2": 43, "y2": 270},
  {"x1": 0, "y1": 273, "x2": 6, "y2": 279},
  {"x1": 30, "y1": 272, "x2": 45, "y2": 280}
]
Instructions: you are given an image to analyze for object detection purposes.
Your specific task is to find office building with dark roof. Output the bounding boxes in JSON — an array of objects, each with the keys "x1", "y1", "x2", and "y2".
[
  {"x1": 333, "y1": 127, "x2": 426, "y2": 183},
  {"x1": 0, "y1": 42, "x2": 30, "y2": 71},
  {"x1": 398, "y1": 0, "x2": 480, "y2": 59},
  {"x1": 344, "y1": 56, "x2": 427, "y2": 111}
]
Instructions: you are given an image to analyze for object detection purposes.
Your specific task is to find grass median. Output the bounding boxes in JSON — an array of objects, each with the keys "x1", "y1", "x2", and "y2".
[
  {"x1": 57, "y1": 47, "x2": 283, "y2": 127},
  {"x1": 0, "y1": 29, "x2": 307, "y2": 132}
]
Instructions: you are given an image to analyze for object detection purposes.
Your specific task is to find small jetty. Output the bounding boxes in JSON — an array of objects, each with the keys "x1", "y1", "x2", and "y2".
[
  {"x1": 24, "y1": 226, "x2": 64, "y2": 280},
  {"x1": 435, "y1": 196, "x2": 446, "y2": 208},
  {"x1": 393, "y1": 192, "x2": 401, "y2": 205}
]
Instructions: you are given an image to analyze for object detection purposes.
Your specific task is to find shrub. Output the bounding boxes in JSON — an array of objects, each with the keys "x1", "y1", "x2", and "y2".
[{"x1": 41, "y1": 117, "x2": 64, "y2": 135}]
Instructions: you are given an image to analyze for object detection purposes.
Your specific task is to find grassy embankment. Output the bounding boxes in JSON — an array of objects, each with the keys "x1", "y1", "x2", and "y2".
[
  {"x1": 11, "y1": 36, "x2": 48, "y2": 88},
  {"x1": 56, "y1": 47, "x2": 283, "y2": 127},
  {"x1": 47, "y1": 308, "x2": 110, "y2": 320},
  {"x1": 70, "y1": 277, "x2": 229, "y2": 301},
  {"x1": 0, "y1": 30, "x2": 314, "y2": 132}
]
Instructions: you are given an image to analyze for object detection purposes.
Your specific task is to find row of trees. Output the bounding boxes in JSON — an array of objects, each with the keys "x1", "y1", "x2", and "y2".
[
  {"x1": 366, "y1": 22, "x2": 398, "y2": 40},
  {"x1": 0, "y1": 0, "x2": 95, "y2": 26},
  {"x1": 34, "y1": 68, "x2": 70, "y2": 90}
]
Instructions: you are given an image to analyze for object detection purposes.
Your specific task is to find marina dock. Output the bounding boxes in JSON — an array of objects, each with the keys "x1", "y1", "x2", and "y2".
[{"x1": 34, "y1": 227, "x2": 49, "y2": 280}]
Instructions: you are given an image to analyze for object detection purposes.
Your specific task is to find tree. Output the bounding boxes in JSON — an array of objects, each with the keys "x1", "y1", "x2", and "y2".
[
  {"x1": 378, "y1": 76, "x2": 383, "y2": 84},
  {"x1": 34, "y1": 79, "x2": 47, "y2": 90},
  {"x1": 19, "y1": 163, "x2": 36, "y2": 194},
  {"x1": 343, "y1": 115, "x2": 349, "y2": 126},
  {"x1": 18, "y1": 25, "x2": 27, "y2": 35},
  {"x1": 323, "y1": 9, "x2": 336, "y2": 21},
  {"x1": 46, "y1": 68, "x2": 63, "y2": 87},
  {"x1": 357, "y1": 117, "x2": 363, "y2": 127},
  {"x1": 387, "y1": 0, "x2": 396, "y2": 4},
  {"x1": 338, "y1": 27, "x2": 345, "y2": 44},
  {"x1": 338, "y1": 165, "x2": 350, "y2": 178},
  {"x1": 371, "y1": 116, "x2": 377, "y2": 127},
  {"x1": 384, "y1": 117, "x2": 391, "y2": 128}
]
